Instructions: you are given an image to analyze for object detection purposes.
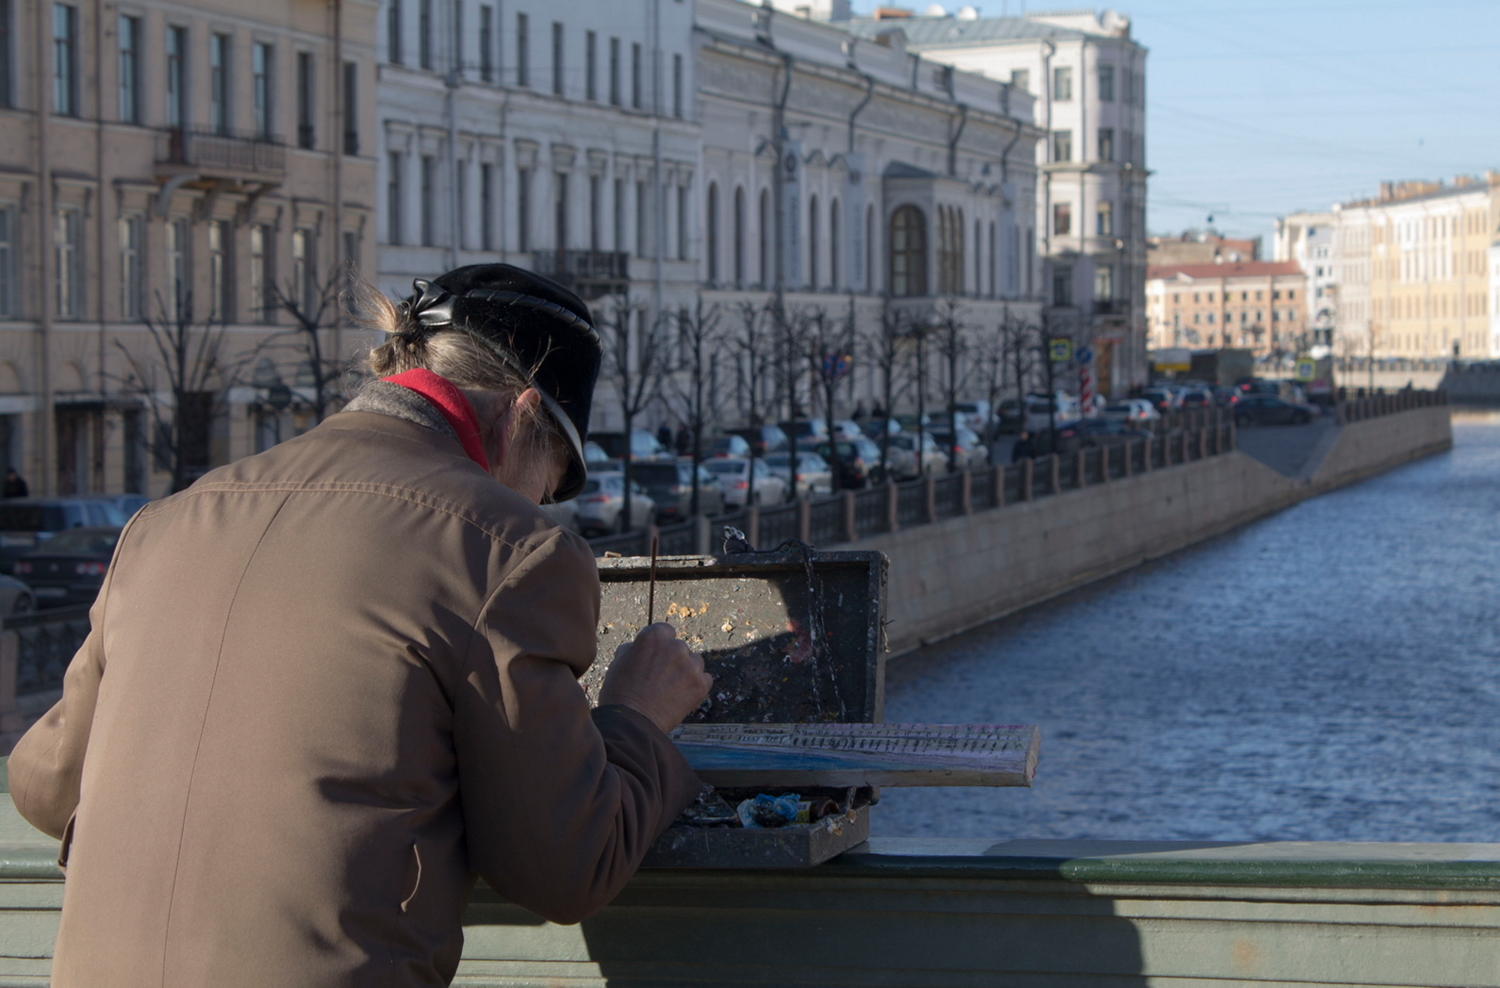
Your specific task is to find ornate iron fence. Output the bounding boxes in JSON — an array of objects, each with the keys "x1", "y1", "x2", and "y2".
[{"x1": 5, "y1": 606, "x2": 92, "y2": 698}]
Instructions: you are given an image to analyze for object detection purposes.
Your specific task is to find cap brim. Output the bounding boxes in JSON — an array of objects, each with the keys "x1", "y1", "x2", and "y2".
[{"x1": 538, "y1": 389, "x2": 588, "y2": 503}]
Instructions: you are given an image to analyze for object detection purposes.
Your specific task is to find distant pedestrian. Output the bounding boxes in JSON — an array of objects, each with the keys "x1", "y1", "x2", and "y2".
[
  {"x1": 4, "y1": 468, "x2": 27, "y2": 499},
  {"x1": 675, "y1": 425, "x2": 692, "y2": 456},
  {"x1": 853, "y1": 401, "x2": 867, "y2": 420},
  {"x1": 1011, "y1": 431, "x2": 1035, "y2": 463},
  {"x1": 657, "y1": 424, "x2": 673, "y2": 450}
]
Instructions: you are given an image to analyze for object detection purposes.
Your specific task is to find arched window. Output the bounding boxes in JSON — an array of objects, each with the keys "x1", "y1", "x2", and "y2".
[
  {"x1": 733, "y1": 186, "x2": 745, "y2": 288},
  {"x1": 758, "y1": 189, "x2": 770, "y2": 288},
  {"x1": 937, "y1": 207, "x2": 965, "y2": 295},
  {"x1": 808, "y1": 195, "x2": 820, "y2": 289},
  {"x1": 706, "y1": 182, "x2": 719, "y2": 285},
  {"x1": 889, "y1": 205, "x2": 926, "y2": 298},
  {"x1": 829, "y1": 199, "x2": 841, "y2": 290}
]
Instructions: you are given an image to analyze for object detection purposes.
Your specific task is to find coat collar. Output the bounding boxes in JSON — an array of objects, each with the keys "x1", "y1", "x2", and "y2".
[{"x1": 377, "y1": 370, "x2": 491, "y2": 472}]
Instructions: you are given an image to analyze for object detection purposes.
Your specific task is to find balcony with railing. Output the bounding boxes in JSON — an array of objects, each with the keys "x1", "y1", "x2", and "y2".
[
  {"x1": 530, "y1": 251, "x2": 631, "y2": 300},
  {"x1": 156, "y1": 127, "x2": 287, "y2": 181}
]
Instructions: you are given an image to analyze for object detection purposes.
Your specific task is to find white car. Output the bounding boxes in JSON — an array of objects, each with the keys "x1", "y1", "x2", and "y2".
[
  {"x1": 703, "y1": 458, "x2": 789, "y2": 508},
  {"x1": 763, "y1": 452, "x2": 834, "y2": 496},
  {"x1": 1023, "y1": 393, "x2": 1082, "y2": 434},
  {"x1": 1103, "y1": 399, "x2": 1160, "y2": 424},
  {"x1": 883, "y1": 432, "x2": 948, "y2": 480},
  {"x1": 573, "y1": 472, "x2": 656, "y2": 536}
]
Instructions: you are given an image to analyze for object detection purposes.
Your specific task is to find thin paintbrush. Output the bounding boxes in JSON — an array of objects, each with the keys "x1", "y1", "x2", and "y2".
[{"x1": 647, "y1": 535, "x2": 660, "y2": 625}]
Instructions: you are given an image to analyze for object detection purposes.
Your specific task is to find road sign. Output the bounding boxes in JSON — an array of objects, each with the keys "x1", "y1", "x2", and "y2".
[
  {"x1": 1077, "y1": 346, "x2": 1094, "y2": 364},
  {"x1": 1295, "y1": 358, "x2": 1316, "y2": 382},
  {"x1": 1049, "y1": 338, "x2": 1072, "y2": 363}
]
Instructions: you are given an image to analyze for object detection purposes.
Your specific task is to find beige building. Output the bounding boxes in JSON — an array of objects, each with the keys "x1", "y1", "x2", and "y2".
[
  {"x1": 1328, "y1": 176, "x2": 1499, "y2": 363},
  {"x1": 0, "y1": 0, "x2": 377, "y2": 498},
  {"x1": 1146, "y1": 261, "x2": 1307, "y2": 359},
  {"x1": 1148, "y1": 231, "x2": 1260, "y2": 268}
]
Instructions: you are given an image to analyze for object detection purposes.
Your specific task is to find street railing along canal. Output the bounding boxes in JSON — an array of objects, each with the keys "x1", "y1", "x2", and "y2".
[{"x1": 588, "y1": 389, "x2": 1449, "y2": 558}]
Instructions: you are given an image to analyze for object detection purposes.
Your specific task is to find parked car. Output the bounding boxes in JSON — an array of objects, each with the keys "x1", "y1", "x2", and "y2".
[
  {"x1": 882, "y1": 431, "x2": 948, "y2": 480},
  {"x1": 631, "y1": 459, "x2": 726, "y2": 523},
  {"x1": 1142, "y1": 387, "x2": 1180, "y2": 413},
  {"x1": 951, "y1": 400, "x2": 992, "y2": 435},
  {"x1": 583, "y1": 441, "x2": 611, "y2": 464},
  {"x1": 995, "y1": 398, "x2": 1025, "y2": 433},
  {"x1": 704, "y1": 458, "x2": 788, "y2": 508},
  {"x1": 13, "y1": 526, "x2": 122, "y2": 608},
  {"x1": 80, "y1": 493, "x2": 151, "y2": 519},
  {"x1": 588, "y1": 430, "x2": 670, "y2": 461},
  {"x1": 764, "y1": 452, "x2": 834, "y2": 497},
  {"x1": 859, "y1": 417, "x2": 904, "y2": 440},
  {"x1": 0, "y1": 498, "x2": 126, "y2": 575},
  {"x1": 1180, "y1": 389, "x2": 1214, "y2": 408},
  {"x1": 725, "y1": 424, "x2": 790, "y2": 456},
  {"x1": 800, "y1": 439, "x2": 879, "y2": 490},
  {"x1": 706, "y1": 433, "x2": 752, "y2": 458},
  {"x1": 1233, "y1": 394, "x2": 1316, "y2": 426},
  {"x1": 1023, "y1": 393, "x2": 1082, "y2": 434},
  {"x1": 1076, "y1": 418, "x2": 1153, "y2": 446},
  {"x1": 0, "y1": 575, "x2": 33, "y2": 614},
  {"x1": 778, "y1": 418, "x2": 828, "y2": 443},
  {"x1": 926, "y1": 425, "x2": 989, "y2": 469},
  {"x1": 832, "y1": 420, "x2": 866, "y2": 441},
  {"x1": 1103, "y1": 399, "x2": 1160, "y2": 424},
  {"x1": 1211, "y1": 386, "x2": 1243, "y2": 408},
  {"x1": 573, "y1": 472, "x2": 656, "y2": 536}
]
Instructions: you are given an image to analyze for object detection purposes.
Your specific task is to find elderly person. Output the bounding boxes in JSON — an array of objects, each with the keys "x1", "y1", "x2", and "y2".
[{"x1": 8, "y1": 265, "x2": 711, "y2": 987}]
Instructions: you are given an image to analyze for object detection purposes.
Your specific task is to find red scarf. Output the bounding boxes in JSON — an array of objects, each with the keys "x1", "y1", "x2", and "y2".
[{"x1": 381, "y1": 369, "x2": 491, "y2": 472}]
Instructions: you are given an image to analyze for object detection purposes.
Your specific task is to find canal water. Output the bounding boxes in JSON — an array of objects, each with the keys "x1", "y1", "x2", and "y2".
[{"x1": 874, "y1": 412, "x2": 1500, "y2": 843}]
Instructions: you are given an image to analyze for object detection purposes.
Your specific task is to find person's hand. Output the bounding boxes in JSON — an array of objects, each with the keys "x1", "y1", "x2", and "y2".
[{"x1": 599, "y1": 623, "x2": 712, "y2": 735}]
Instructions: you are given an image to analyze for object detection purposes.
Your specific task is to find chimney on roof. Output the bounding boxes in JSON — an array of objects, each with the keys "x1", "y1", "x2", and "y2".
[
  {"x1": 1379, "y1": 181, "x2": 1393, "y2": 201},
  {"x1": 874, "y1": 5, "x2": 913, "y2": 18}
]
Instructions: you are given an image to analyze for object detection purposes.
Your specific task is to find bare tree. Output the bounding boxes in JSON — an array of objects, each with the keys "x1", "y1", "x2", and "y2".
[
  {"x1": 863, "y1": 301, "x2": 912, "y2": 481},
  {"x1": 666, "y1": 297, "x2": 726, "y2": 516},
  {"x1": 596, "y1": 294, "x2": 670, "y2": 533},
  {"x1": 802, "y1": 306, "x2": 855, "y2": 490},
  {"x1": 728, "y1": 300, "x2": 776, "y2": 499},
  {"x1": 266, "y1": 264, "x2": 351, "y2": 425},
  {"x1": 115, "y1": 291, "x2": 244, "y2": 493},
  {"x1": 931, "y1": 297, "x2": 973, "y2": 472}
]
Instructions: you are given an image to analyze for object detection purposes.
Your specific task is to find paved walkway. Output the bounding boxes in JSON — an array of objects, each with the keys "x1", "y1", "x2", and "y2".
[{"x1": 1233, "y1": 415, "x2": 1341, "y2": 479}]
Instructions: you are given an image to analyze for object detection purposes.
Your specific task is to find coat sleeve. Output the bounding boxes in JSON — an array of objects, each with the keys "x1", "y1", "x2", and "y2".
[
  {"x1": 9, "y1": 569, "x2": 115, "y2": 841},
  {"x1": 453, "y1": 529, "x2": 701, "y2": 925}
]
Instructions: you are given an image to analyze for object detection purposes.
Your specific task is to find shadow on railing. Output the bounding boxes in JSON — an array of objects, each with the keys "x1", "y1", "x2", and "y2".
[
  {"x1": 590, "y1": 420, "x2": 1239, "y2": 558},
  {"x1": 1336, "y1": 387, "x2": 1448, "y2": 423}
]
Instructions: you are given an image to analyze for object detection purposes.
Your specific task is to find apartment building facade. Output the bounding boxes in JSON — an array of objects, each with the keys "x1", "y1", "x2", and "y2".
[
  {"x1": 0, "y1": 0, "x2": 377, "y2": 497},
  {"x1": 375, "y1": 0, "x2": 699, "y2": 432},
  {"x1": 692, "y1": 0, "x2": 1044, "y2": 419},
  {"x1": 1325, "y1": 177, "x2": 1499, "y2": 363},
  {"x1": 1145, "y1": 261, "x2": 1307, "y2": 359},
  {"x1": 1272, "y1": 211, "x2": 1337, "y2": 346},
  {"x1": 843, "y1": 7, "x2": 1149, "y2": 395}
]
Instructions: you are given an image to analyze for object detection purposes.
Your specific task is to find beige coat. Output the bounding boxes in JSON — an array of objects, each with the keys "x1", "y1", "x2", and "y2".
[{"x1": 8, "y1": 410, "x2": 700, "y2": 987}]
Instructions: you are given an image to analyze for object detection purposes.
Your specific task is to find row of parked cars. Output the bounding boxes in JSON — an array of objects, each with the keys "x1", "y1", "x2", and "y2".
[
  {"x1": 0, "y1": 495, "x2": 150, "y2": 612},
  {"x1": 1142, "y1": 378, "x2": 1321, "y2": 426}
]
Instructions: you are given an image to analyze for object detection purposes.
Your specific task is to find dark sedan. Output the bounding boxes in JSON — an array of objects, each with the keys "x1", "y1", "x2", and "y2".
[
  {"x1": 1234, "y1": 394, "x2": 1315, "y2": 426},
  {"x1": 630, "y1": 459, "x2": 726, "y2": 523},
  {"x1": 12, "y1": 526, "x2": 121, "y2": 608}
]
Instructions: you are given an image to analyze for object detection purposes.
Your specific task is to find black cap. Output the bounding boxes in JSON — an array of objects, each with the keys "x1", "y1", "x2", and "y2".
[{"x1": 401, "y1": 264, "x2": 600, "y2": 501}]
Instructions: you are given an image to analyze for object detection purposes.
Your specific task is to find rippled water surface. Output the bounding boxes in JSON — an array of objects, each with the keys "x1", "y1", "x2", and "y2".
[{"x1": 873, "y1": 412, "x2": 1500, "y2": 842}]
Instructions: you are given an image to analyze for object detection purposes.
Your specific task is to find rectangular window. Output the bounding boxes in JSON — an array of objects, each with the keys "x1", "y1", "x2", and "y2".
[
  {"x1": 1097, "y1": 127, "x2": 1113, "y2": 162},
  {"x1": 420, "y1": 155, "x2": 437, "y2": 246},
  {"x1": 165, "y1": 218, "x2": 188, "y2": 323},
  {"x1": 253, "y1": 43, "x2": 273, "y2": 138},
  {"x1": 631, "y1": 42, "x2": 641, "y2": 109},
  {"x1": 585, "y1": 31, "x2": 596, "y2": 101},
  {"x1": 54, "y1": 208, "x2": 81, "y2": 319},
  {"x1": 1093, "y1": 264, "x2": 1112, "y2": 302},
  {"x1": 516, "y1": 167, "x2": 531, "y2": 251},
  {"x1": 418, "y1": 0, "x2": 432, "y2": 69},
  {"x1": 613, "y1": 178, "x2": 625, "y2": 252},
  {"x1": 292, "y1": 228, "x2": 316, "y2": 314},
  {"x1": 1053, "y1": 203, "x2": 1071, "y2": 236},
  {"x1": 297, "y1": 52, "x2": 315, "y2": 148},
  {"x1": 387, "y1": 152, "x2": 403, "y2": 244},
  {"x1": 210, "y1": 33, "x2": 230, "y2": 134},
  {"x1": 1052, "y1": 130, "x2": 1071, "y2": 163},
  {"x1": 249, "y1": 224, "x2": 272, "y2": 323},
  {"x1": 480, "y1": 162, "x2": 494, "y2": 250},
  {"x1": 0, "y1": 0, "x2": 12, "y2": 109},
  {"x1": 672, "y1": 53, "x2": 682, "y2": 118},
  {"x1": 119, "y1": 215, "x2": 142, "y2": 320},
  {"x1": 677, "y1": 185, "x2": 688, "y2": 261},
  {"x1": 342, "y1": 61, "x2": 358, "y2": 154},
  {"x1": 1052, "y1": 267, "x2": 1071, "y2": 307},
  {"x1": 553, "y1": 172, "x2": 568, "y2": 249},
  {"x1": 452, "y1": 0, "x2": 462, "y2": 74},
  {"x1": 53, "y1": 4, "x2": 78, "y2": 116},
  {"x1": 118, "y1": 15, "x2": 142, "y2": 123},
  {"x1": 515, "y1": 13, "x2": 528, "y2": 87},
  {"x1": 166, "y1": 26, "x2": 187, "y2": 127},
  {"x1": 1096, "y1": 201, "x2": 1112, "y2": 236},
  {"x1": 478, "y1": 6, "x2": 493, "y2": 82},
  {"x1": 0, "y1": 206, "x2": 16, "y2": 317},
  {"x1": 1052, "y1": 65, "x2": 1072, "y2": 101},
  {"x1": 1010, "y1": 68, "x2": 1028, "y2": 93},
  {"x1": 455, "y1": 163, "x2": 466, "y2": 248},
  {"x1": 1097, "y1": 64, "x2": 1115, "y2": 101},
  {"x1": 551, "y1": 22, "x2": 563, "y2": 96},
  {"x1": 208, "y1": 220, "x2": 232, "y2": 322},
  {"x1": 609, "y1": 37, "x2": 620, "y2": 105},
  {"x1": 635, "y1": 180, "x2": 646, "y2": 256},
  {"x1": 388, "y1": 0, "x2": 403, "y2": 65}
]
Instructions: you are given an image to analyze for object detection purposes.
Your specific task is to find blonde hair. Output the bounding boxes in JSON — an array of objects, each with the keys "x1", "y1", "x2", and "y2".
[{"x1": 350, "y1": 279, "x2": 567, "y2": 487}]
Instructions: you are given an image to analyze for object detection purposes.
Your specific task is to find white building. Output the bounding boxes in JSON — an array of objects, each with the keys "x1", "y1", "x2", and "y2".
[
  {"x1": 1273, "y1": 211, "x2": 1336, "y2": 345},
  {"x1": 841, "y1": 7, "x2": 1150, "y2": 392},
  {"x1": 376, "y1": 0, "x2": 700, "y2": 429},
  {"x1": 1490, "y1": 240, "x2": 1500, "y2": 358},
  {"x1": 693, "y1": 0, "x2": 1047, "y2": 420}
]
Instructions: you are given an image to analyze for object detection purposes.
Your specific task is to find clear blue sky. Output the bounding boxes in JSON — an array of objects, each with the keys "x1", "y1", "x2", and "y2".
[{"x1": 850, "y1": 0, "x2": 1500, "y2": 250}]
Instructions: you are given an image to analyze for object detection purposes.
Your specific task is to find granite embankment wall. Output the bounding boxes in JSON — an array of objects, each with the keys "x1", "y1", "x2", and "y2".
[{"x1": 858, "y1": 406, "x2": 1452, "y2": 657}]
